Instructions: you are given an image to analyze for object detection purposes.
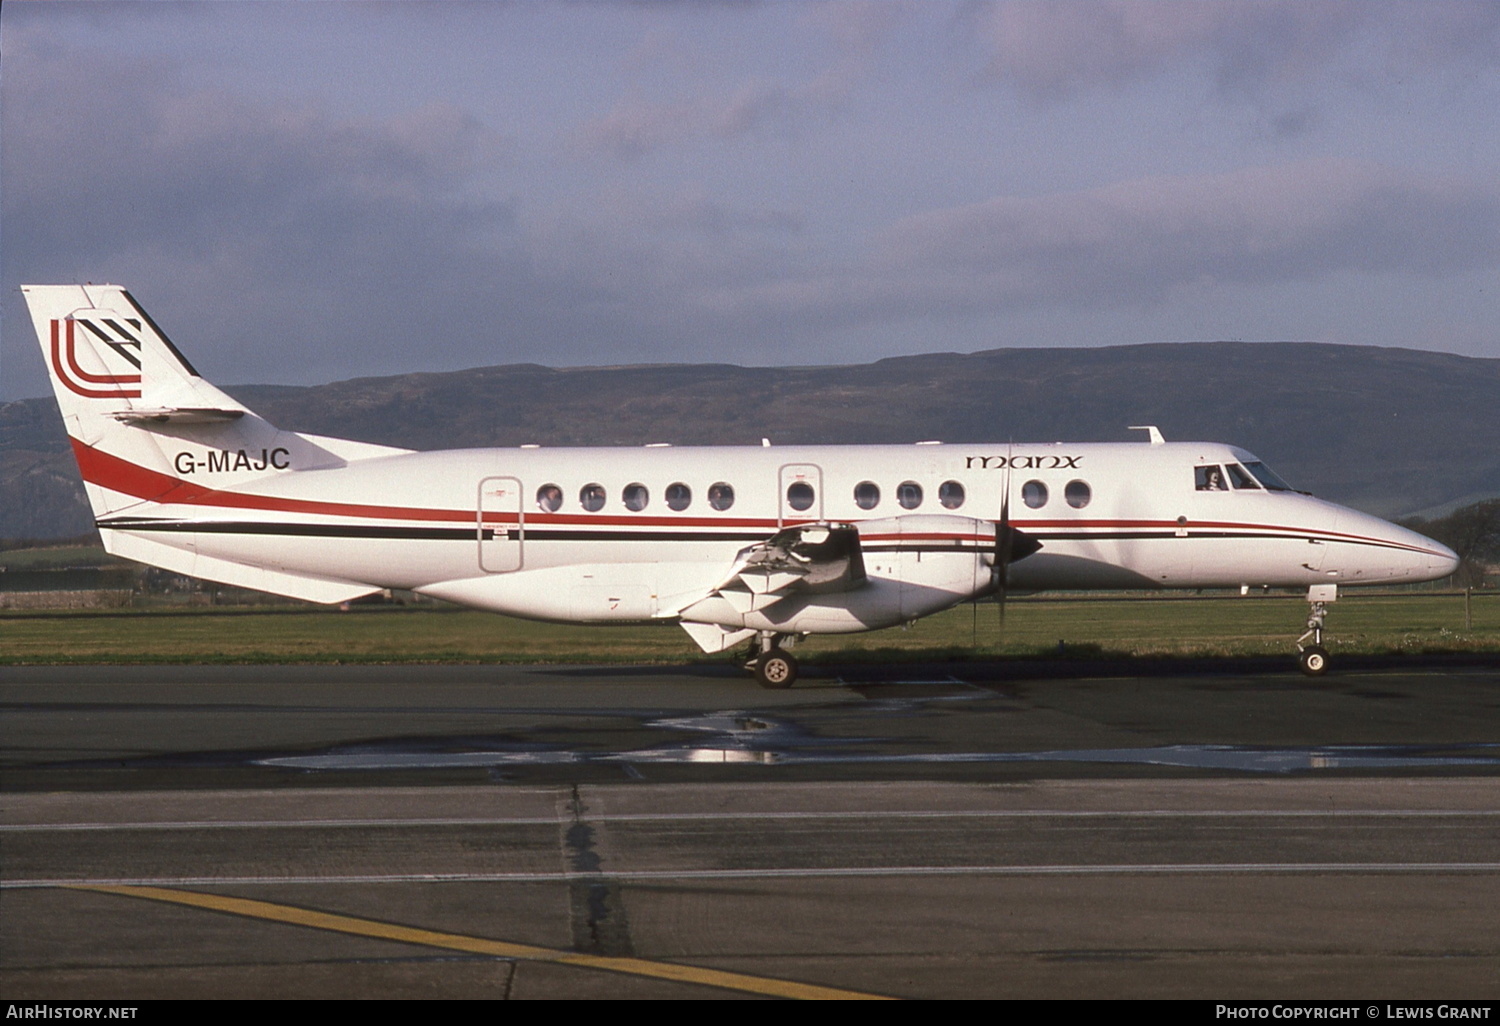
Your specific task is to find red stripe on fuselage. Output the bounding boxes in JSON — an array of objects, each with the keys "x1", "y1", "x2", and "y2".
[{"x1": 72, "y1": 438, "x2": 470, "y2": 523}]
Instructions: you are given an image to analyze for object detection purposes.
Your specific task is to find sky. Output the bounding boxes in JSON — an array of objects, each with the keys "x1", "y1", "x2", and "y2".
[{"x1": 3, "y1": 0, "x2": 1498, "y2": 401}]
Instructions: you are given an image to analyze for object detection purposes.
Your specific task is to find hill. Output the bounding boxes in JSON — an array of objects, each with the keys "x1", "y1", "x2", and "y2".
[{"x1": 4, "y1": 341, "x2": 1498, "y2": 540}]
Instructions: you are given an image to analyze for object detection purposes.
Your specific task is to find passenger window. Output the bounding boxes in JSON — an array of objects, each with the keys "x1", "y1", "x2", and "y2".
[
  {"x1": 1065, "y1": 480, "x2": 1091, "y2": 509},
  {"x1": 666, "y1": 482, "x2": 692, "y2": 511},
  {"x1": 536, "y1": 483, "x2": 563, "y2": 513},
  {"x1": 1022, "y1": 480, "x2": 1048, "y2": 509},
  {"x1": 708, "y1": 482, "x2": 735, "y2": 511},
  {"x1": 1226, "y1": 464, "x2": 1260, "y2": 490},
  {"x1": 580, "y1": 483, "x2": 606, "y2": 512},
  {"x1": 622, "y1": 483, "x2": 649, "y2": 511},
  {"x1": 898, "y1": 481, "x2": 923, "y2": 510},
  {"x1": 939, "y1": 480, "x2": 965, "y2": 510},
  {"x1": 854, "y1": 481, "x2": 880, "y2": 510},
  {"x1": 1196, "y1": 466, "x2": 1227, "y2": 491},
  {"x1": 787, "y1": 481, "x2": 816, "y2": 512}
]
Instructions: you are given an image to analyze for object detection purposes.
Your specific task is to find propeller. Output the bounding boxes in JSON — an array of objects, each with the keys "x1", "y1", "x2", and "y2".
[
  {"x1": 989, "y1": 445, "x2": 1041, "y2": 637},
  {"x1": 994, "y1": 450, "x2": 1013, "y2": 632}
]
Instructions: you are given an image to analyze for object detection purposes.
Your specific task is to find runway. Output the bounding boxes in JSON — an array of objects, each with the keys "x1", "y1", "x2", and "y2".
[{"x1": 3, "y1": 660, "x2": 1499, "y2": 998}]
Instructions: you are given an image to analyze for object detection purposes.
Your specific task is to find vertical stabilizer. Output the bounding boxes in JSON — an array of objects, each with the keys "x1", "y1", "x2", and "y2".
[
  {"x1": 23, "y1": 284, "x2": 248, "y2": 440},
  {"x1": 20, "y1": 284, "x2": 358, "y2": 529}
]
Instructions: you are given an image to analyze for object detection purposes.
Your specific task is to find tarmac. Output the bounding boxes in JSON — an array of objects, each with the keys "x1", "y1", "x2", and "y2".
[{"x1": 3, "y1": 659, "x2": 1498, "y2": 999}]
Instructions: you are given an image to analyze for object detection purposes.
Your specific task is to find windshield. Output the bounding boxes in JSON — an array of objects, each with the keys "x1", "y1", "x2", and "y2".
[
  {"x1": 1225, "y1": 463, "x2": 1260, "y2": 489},
  {"x1": 1242, "y1": 460, "x2": 1293, "y2": 491}
]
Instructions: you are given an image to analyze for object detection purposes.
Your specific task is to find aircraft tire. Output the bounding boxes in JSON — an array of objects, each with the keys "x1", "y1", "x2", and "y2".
[
  {"x1": 755, "y1": 649, "x2": 798, "y2": 689},
  {"x1": 1298, "y1": 645, "x2": 1330, "y2": 677}
]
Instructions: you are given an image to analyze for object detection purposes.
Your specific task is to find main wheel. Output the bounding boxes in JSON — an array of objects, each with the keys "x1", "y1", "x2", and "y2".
[
  {"x1": 1298, "y1": 645, "x2": 1330, "y2": 677},
  {"x1": 754, "y1": 649, "x2": 798, "y2": 689}
]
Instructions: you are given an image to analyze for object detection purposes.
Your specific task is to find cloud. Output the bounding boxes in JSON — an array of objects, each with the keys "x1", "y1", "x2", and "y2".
[
  {"x1": 575, "y1": 75, "x2": 848, "y2": 159},
  {"x1": 0, "y1": 31, "x2": 583, "y2": 391},
  {"x1": 0, "y1": 22, "x2": 831, "y2": 396},
  {"x1": 970, "y1": 0, "x2": 1499, "y2": 100},
  {"x1": 688, "y1": 160, "x2": 1500, "y2": 327},
  {"x1": 572, "y1": 2, "x2": 902, "y2": 159},
  {"x1": 3, "y1": 39, "x2": 506, "y2": 278}
]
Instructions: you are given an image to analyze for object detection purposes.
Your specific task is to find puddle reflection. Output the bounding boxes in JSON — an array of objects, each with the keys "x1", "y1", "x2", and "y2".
[{"x1": 257, "y1": 708, "x2": 1500, "y2": 774}]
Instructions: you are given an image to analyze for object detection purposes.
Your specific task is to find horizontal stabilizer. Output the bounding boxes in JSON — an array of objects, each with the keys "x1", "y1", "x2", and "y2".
[{"x1": 112, "y1": 407, "x2": 246, "y2": 426}]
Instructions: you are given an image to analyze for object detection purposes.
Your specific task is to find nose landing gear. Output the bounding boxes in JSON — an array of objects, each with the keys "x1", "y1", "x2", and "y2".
[{"x1": 1296, "y1": 584, "x2": 1337, "y2": 676}]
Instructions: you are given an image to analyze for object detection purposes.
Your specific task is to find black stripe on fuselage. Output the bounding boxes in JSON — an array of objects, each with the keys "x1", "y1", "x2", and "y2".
[
  {"x1": 96, "y1": 520, "x2": 770, "y2": 544},
  {"x1": 98, "y1": 519, "x2": 988, "y2": 551},
  {"x1": 101, "y1": 519, "x2": 484, "y2": 541}
]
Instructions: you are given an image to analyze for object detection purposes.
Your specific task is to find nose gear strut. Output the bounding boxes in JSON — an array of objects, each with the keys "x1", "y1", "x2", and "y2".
[{"x1": 1296, "y1": 584, "x2": 1337, "y2": 676}]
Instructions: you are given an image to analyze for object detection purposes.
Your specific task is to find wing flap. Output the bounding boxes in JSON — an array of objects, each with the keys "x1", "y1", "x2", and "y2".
[
  {"x1": 720, "y1": 523, "x2": 866, "y2": 601},
  {"x1": 679, "y1": 621, "x2": 757, "y2": 654}
]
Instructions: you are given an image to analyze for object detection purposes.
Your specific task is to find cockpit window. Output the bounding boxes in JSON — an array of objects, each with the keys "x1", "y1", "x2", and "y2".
[
  {"x1": 1195, "y1": 466, "x2": 1227, "y2": 491},
  {"x1": 1243, "y1": 460, "x2": 1293, "y2": 491},
  {"x1": 1225, "y1": 464, "x2": 1259, "y2": 490}
]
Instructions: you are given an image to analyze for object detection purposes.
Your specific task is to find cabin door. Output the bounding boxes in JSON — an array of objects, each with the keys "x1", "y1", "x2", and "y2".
[
  {"x1": 478, "y1": 475, "x2": 523, "y2": 572},
  {"x1": 778, "y1": 463, "x2": 824, "y2": 527}
]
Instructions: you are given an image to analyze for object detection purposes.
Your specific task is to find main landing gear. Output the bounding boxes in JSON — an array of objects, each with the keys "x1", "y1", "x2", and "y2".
[
  {"x1": 745, "y1": 632, "x2": 799, "y2": 689},
  {"x1": 1296, "y1": 584, "x2": 1338, "y2": 676}
]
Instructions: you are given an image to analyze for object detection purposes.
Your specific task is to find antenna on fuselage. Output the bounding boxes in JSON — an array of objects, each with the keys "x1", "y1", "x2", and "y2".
[{"x1": 1128, "y1": 425, "x2": 1165, "y2": 445}]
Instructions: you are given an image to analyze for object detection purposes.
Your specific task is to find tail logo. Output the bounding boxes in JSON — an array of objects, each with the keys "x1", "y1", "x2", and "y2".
[{"x1": 50, "y1": 317, "x2": 143, "y2": 399}]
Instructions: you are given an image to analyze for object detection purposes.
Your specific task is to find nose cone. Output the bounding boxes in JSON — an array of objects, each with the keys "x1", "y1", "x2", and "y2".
[
  {"x1": 1332, "y1": 510, "x2": 1459, "y2": 584},
  {"x1": 1424, "y1": 535, "x2": 1461, "y2": 580}
]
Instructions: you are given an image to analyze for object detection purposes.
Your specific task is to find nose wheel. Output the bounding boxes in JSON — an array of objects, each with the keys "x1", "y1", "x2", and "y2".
[
  {"x1": 1298, "y1": 644, "x2": 1330, "y2": 676},
  {"x1": 745, "y1": 632, "x2": 799, "y2": 689}
]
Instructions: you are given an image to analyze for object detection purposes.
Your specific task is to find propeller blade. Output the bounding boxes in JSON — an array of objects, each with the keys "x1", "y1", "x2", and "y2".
[{"x1": 995, "y1": 444, "x2": 1013, "y2": 632}]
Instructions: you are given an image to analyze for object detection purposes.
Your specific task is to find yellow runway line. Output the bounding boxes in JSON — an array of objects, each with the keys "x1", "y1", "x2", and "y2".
[{"x1": 70, "y1": 883, "x2": 892, "y2": 1001}]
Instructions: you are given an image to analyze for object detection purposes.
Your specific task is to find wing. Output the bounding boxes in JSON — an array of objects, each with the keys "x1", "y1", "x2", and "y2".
[
  {"x1": 670, "y1": 523, "x2": 867, "y2": 652},
  {"x1": 712, "y1": 522, "x2": 866, "y2": 613}
]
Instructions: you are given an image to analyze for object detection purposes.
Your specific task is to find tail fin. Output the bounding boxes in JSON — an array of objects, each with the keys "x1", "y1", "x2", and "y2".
[
  {"x1": 22, "y1": 284, "x2": 249, "y2": 432},
  {"x1": 21, "y1": 284, "x2": 405, "y2": 528}
]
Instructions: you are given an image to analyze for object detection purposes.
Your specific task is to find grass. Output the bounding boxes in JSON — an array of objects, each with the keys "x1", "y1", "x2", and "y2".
[
  {"x1": 1, "y1": 592, "x2": 1496, "y2": 666},
  {"x1": 0, "y1": 544, "x2": 127, "y2": 571}
]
